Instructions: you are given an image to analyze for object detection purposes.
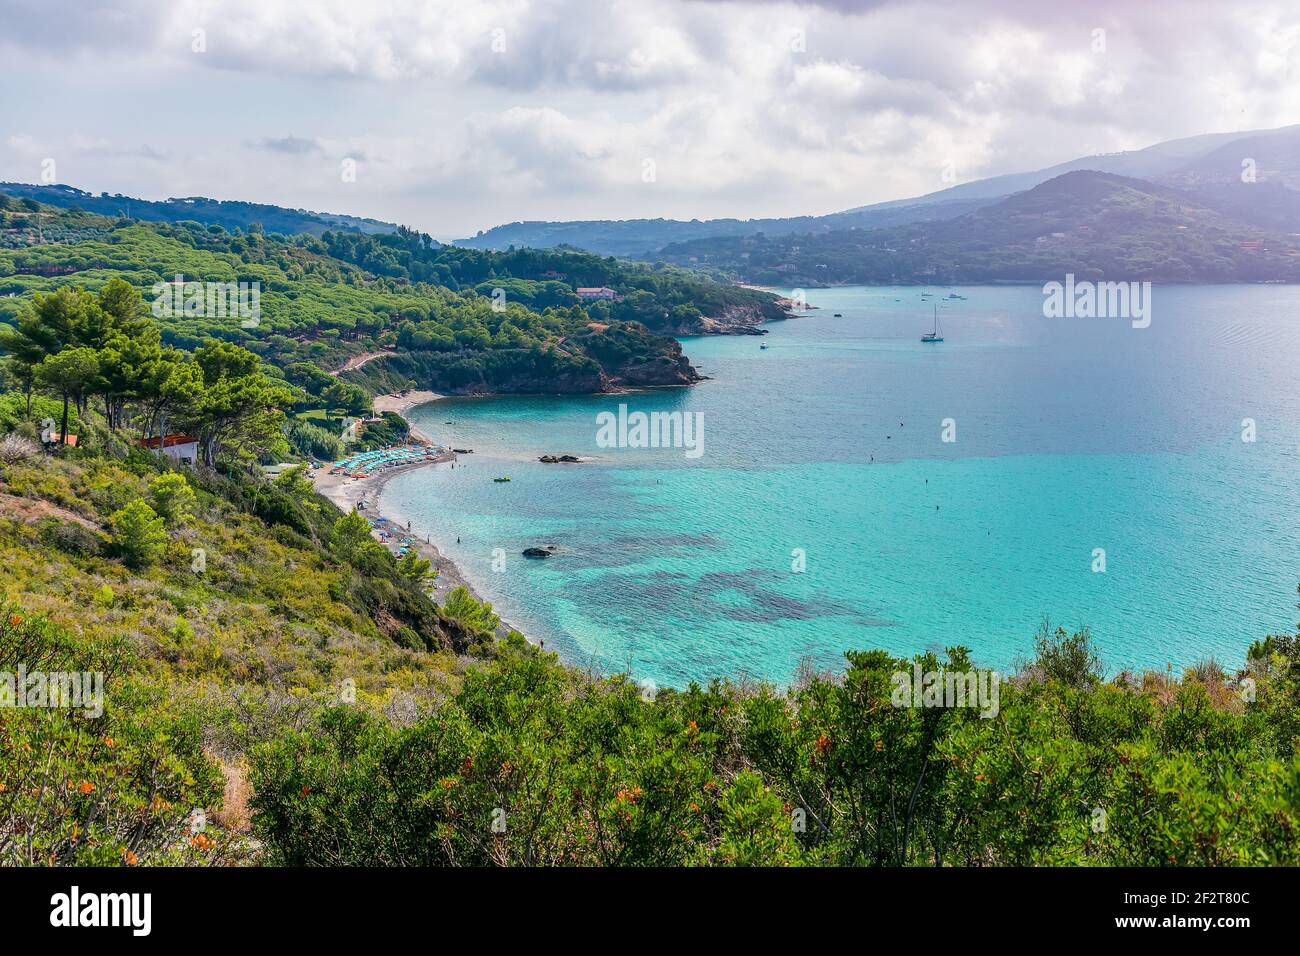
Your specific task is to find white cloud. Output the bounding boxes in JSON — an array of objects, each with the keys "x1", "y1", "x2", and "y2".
[{"x1": 0, "y1": 0, "x2": 1297, "y2": 237}]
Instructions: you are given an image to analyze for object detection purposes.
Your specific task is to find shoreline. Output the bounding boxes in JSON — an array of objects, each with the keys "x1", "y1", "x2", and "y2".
[{"x1": 312, "y1": 392, "x2": 526, "y2": 642}]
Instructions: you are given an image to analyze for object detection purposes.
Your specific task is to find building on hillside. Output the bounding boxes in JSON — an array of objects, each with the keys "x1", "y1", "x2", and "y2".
[
  {"x1": 138, "y1": 433, "x2": 199, "y2": 466},
  {"x1": 341, "y1": 416, "x2": 384, "y2": 444},
  {"x1": 575, "y1": 287, "x2": 619, "y2": 301}
]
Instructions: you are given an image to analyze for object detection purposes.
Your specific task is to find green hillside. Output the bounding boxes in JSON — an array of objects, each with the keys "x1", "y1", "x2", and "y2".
[
  {"x1": 0, "y1": 193, "x2": 778, "y2": 399},
  {"x1": 0, "y1": 182, "x2": 396, "y2": 237}
]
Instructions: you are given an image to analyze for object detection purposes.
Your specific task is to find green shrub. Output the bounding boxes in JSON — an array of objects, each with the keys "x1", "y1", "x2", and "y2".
[
  {"x1": 148, "y1": 472, "x2": 196, "y2": 527},
  {"x1": 37, "y1": 518, "x2": 104, "y2": 557},
  {"x1": 108, "y1": 500, "x2": 167, "y2": 568},
  {"x1": 0, "y1": 605, "x2": 230, "y2": 865}
]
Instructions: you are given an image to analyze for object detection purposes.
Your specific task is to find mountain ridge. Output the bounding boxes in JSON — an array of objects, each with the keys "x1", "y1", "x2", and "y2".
[
  {"x1": 0, "y1": 182, "x2": 399, "y2": 238},
  {"x1": 651, "y1": 169, "x2": 1300, "y2": 285},
  {"x1": 457, "y1": 125, "x2": 1300, "y2": 256}
]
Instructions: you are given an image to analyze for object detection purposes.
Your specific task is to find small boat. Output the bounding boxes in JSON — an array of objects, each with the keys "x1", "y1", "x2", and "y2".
[
  {"x1": 493, "y1": 477, "x2": 511, "y2": 483},
  {"x1": 921, "y1": 305, "x2": 944, "y2": 343},
  {"x1": 759, "y1": 344, "x2": 769, "y2": 350},
  {"x1": 833, "y1": 313, "x2": 843, "y2": 317}
]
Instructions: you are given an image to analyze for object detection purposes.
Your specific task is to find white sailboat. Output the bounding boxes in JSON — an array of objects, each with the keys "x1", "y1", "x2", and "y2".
[{"x1": 921, "y1": 305, "x2": 944, "y2": 343}]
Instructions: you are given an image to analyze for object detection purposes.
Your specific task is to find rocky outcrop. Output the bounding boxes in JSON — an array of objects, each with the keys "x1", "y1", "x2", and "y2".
[
  {"x1": 656, "y1": 303, "x2": 786, "y2": 336},
  {"x1": 610, "y1": 348, "x2": 702, "y2": 387},
  {"x1": 539, "y1": 455, "x2": 582, "y2": 463},
  {"x1": 523, "y1": 546, "x2": 558, "y2": 558}
]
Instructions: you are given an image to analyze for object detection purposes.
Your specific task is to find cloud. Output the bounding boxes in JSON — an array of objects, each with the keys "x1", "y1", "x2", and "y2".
[
  {"x1": 250, "y1": 135, "x2": 325, "y2": 155},
  {"x1": 0, "y1": 0, "x2": 1297, "y2": 237}
]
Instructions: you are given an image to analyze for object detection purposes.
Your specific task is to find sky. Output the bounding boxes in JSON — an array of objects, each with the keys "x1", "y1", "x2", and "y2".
[{"x1": 1, "y1": 0, "x2": 1298, "y2": 240}]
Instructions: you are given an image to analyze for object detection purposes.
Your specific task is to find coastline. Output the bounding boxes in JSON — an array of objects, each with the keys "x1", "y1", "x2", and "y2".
[
  {"x1": 372, "y1": 389, "x2": 440, "y2": 444},
  {"x1": 312, "y1": 391, "x2": 524, "y2": 641}
]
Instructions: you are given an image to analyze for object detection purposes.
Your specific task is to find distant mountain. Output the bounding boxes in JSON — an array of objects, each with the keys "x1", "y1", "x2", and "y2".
[
  {"x1": 454, "y1": 196, "x2": 990, "y2": 257},
  {"x1": 457, "y1": 125, "x2": 1300, "y2": 256},
  {"x1": 652, "y1": 170, "x2": 1300, "y2": 285},
  {"x1": 0, "y1": 182, "x2": 398, "y2": 237},
  {"x1": 1160, "y1": 125, "x2": 1300, "y2": 191}
]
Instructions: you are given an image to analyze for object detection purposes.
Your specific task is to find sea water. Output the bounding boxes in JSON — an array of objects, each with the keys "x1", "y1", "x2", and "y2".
[{"x1": 383, "y1": 285, "x2": 1299, "y2": 687}]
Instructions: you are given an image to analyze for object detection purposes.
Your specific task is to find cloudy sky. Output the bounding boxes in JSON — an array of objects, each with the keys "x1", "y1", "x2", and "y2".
[{"x1": 2, "y1": 0, "x2": 1298, "y2": 239}]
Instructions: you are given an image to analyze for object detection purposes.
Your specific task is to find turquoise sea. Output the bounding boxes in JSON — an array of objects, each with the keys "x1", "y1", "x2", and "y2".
[{"x1": 383, "y1": 285, "x2": 1299, "y2": 687}]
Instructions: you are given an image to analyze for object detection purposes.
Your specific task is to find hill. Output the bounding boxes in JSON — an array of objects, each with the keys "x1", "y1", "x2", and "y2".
[
  {"x1": 652, "y1": 171, "x2": 1300, "y2": 285},
  {"x1": 0, "y1": 193, "x2": 787, "y2": 401},
  {"x1": 0, "y1": 182, "x2": 398, "y2": 238},
  {"x1": 457, "y1": 125, "x2": 1300, "y2": 256}
]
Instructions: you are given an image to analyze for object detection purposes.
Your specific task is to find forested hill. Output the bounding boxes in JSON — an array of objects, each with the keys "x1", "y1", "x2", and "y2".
[
  {"x1": 319, "y1": 227, "x2": 787, "y2": 333},
  {"x1": 0, "y1": 193, "x2": 785, "y2": 402},
  {"x1": 0, "y1": 182, "x2": 397, "y2": 237},
  {"x1": 653, "y1": 171, "x2": 1300, "y2": 286}
]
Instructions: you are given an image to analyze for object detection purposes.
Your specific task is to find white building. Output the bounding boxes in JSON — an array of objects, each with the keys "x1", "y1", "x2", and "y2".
[{"x1": 140, "y1": 433, "x2": 199, "y2": 466}]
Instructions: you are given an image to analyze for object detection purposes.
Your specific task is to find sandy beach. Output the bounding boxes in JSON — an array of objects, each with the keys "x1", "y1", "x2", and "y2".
[
  {"x1": 312, "y1": 391, "x2": 522, "y2": 639},
  {"x1": 372, "y1": 389, "x2": 441, "y2": 443}
]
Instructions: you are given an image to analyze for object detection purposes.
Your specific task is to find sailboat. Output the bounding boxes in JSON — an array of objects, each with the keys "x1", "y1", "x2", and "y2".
[{"x1": 921, "y1": 305, "x2": 944, "y2": 343}]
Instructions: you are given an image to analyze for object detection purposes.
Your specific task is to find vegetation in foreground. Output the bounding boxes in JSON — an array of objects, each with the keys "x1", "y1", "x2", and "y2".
[{"x1": 0, "y1": 431, "x2": 1295, "y2": 865}]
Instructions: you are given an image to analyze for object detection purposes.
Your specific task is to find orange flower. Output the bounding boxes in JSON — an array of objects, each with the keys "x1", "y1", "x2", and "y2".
[
  {"x1": 300, "y1": 785, "x2": 312, "y2": 798},
  {"x1": 975, "y1": 773, "x2": 985, "y2": 781},
  {"x1": 190, "y1": 833, "x2": 213, "y2": 851},
  {"x1": 78, "y1": 781, "x2": 94, "y2": 794},
  {"x1": 687, "y1": 720, "x2": 698, "y2": 734},
  {"x1": 689, "y1": 802, "x2": 700, "y2": 812},
  {"x1": 0, "y1": 783, "x2": 5, "y2": 793},
  {"x1": 122, "y1": 849, "x2": 138, "y2": 866},
  {"x1": 102, "y1": 736, "x2": 114, "y2": 748},
  {"x1": 814, "y1": 734, "x2": 832, "y2": 756},
  {"x1": 461, "y1": 757, "x2": 474, "y2": 773},
  {"x1": 8, "y1": 614, "x2": 21, "y2": 627}
]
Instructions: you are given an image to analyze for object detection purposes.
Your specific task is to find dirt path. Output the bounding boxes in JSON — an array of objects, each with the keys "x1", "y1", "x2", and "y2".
[
  {"x1": 332, "y1": 350, "x2": 394, "y2": 374},
  {"x1": 0, "y1": 492, "x2": 99, "y2": 530}
]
